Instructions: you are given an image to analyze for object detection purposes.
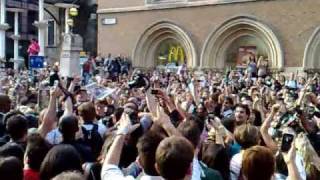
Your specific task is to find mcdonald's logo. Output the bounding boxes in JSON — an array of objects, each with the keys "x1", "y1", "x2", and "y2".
[{"x1": 168, "y1": 45, "x2": 185, "y2": 63}]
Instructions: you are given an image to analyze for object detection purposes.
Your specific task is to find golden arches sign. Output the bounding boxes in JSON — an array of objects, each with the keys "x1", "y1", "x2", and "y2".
[{"x1": 168, "y1": 45, "x2": 185, "y2": 63}]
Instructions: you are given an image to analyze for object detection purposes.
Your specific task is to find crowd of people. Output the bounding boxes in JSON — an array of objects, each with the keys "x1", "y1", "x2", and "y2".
[{"x1": 0, "y1": 53, "x2": 319, "y2": 180}]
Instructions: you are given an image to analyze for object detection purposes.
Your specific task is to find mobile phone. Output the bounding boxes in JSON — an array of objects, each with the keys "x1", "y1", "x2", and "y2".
[
  {"x1": 281, "y1": 133, "x2": 294, "y2": 152},
  {"x1": 54, "y1": 80, "x2": 59, "y2": 88},
  {"x1": 208, "y1": 113, "x2": 215, "y2": 120},
  {"x1": 151, "y1": 89, "x2": 159, "y2": 95}
]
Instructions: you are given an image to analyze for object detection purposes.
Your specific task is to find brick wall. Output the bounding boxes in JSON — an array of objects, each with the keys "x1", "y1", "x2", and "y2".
[{"x1": 97, "y1": 0, "x2": 320, "y2": 68}]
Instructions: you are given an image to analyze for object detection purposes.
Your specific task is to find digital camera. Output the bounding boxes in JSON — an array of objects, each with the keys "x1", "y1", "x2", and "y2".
[{"x1": 128, "y1": 73, "x2": 149, "y2": 89}]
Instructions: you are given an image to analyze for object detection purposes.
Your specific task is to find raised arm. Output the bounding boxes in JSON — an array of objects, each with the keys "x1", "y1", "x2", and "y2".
[
  {"x1": 260, "y1": 104, "x2": 279, "y2": 152},
  {"x1": 38, "y1": 86, "x2": 61, "y2": 138},
  {"x1": 146, "y1": 89, "x2": 157, "y2": 117},
  {"x1": 207, "y1": 116, "x2": 234, "y2": 146},
  {"x1": 253, "y1": 94, "x2": 266, "y2": 122},
  {"x1": 157, "y1": 89, "x2": 186, "y2": 120},
  {"x1": 283, "y1": 141, "x2": 302, "y2": 180},
  {"x1": 101, "y1": 114, "x2": 138, "y2": 180},
  {"x1": 68, "y1": 76, "x2": 81, "y2": 94},
  {"x1": 190, "y1": 80, "x2": 200, "y2": 105},
  {"x1": 103, "y1": 114, "x2": 138, "y2": 165},
  {"x1": 62, "y1": 96, "x2": 73, "y2": 117},
  {"x1": 257, "y1": 56, "x2": 262, "y2": 67},
  {"x1": 153, "y1": 105, "x2": 181, "y2": 136}
]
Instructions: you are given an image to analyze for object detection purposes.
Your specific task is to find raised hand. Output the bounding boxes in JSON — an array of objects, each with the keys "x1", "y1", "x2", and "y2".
[
  {"x1": 153, "y1": 104, "x2": 171, "y2": 126},
  {"x1": 153, "y1": 104, "x2": 181, "y2": 136},
  {"x1": 271, "y1": 104, "x2": 281, "y2": 114},
  {"x1": 72, "y1": 75, "x2": 82, "y2": 84},
  {"x1": 50, "y1": 85, "x2": 63, "y2": 97},
  {"x1": 116, "y1": 113, "x2": 139, "y2": 135},
  {"x1": 282, "y1": 140, "x2": 296, "y2": 165}
]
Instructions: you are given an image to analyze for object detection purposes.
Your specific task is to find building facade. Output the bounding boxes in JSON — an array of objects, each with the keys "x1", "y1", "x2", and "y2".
[
  {"x1": 4, "y1": 0, "x2": 61, "y2": 64},
  {"x1": 6, "y1": 0, "x2": 39, "y2": 61},
  {"x1": 97, "y1": 0, "x2": 320, "y2": 73},
  {"x1": 4, "y1": 0, "x2": 97, "y2": 65}
]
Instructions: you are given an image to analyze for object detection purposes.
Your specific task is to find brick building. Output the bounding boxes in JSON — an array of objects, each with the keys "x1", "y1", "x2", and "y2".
[{"x1": 97, "y1": 0, "x2": 320, "y2": 73}]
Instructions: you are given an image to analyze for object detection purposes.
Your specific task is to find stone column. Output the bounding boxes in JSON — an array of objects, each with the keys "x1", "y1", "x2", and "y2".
[
  {"x1": 12, "y1": 11, "x2": 20, "y2": 70},
  {"x1": 8, "y1": 8, "x2": 25, "y2": 70},
  {"x1": 34, "y1": 0, "x2": 47, "y2": 56},
  {"x1": 65, "y1": 8, "x2": 70, "y2": 34},
  {"x1": 0, "y1": 0, "x2": 9, "y2": 62}
]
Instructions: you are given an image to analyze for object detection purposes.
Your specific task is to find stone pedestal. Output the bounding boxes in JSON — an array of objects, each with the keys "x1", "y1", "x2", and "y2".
[
  {"x1": 60, "y1": 33, "x2": 83, "y2": 77},
  {"x1": 0, "y1": 23, "x2": 9, "y2": 61}
]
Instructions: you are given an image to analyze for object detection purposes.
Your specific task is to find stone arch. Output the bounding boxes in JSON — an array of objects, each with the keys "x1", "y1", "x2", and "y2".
[
  {"x1": 201, "y1": 15, "x2": 284, "y2": 70},
  {"x1": 133, "y1": 21, "x2": 197, "y2": 68},
  {"x1": 303, "y1": 26, "x2": 320, "y2": 71}
]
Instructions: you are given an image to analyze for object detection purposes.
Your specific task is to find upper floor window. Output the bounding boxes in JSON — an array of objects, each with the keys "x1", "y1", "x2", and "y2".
[
  {"x1": 47, "y1": 20, "x2": 56, "y2": 46},
  {"x1": 146, "y1": 0, "x2": 187, "y2": 5}
]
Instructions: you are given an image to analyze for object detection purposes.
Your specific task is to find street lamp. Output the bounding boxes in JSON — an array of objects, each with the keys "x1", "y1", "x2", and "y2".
[
  {"x1": 69, "y1": 7, "x2": 78, "y2": 17},
  {"x1": 55, "y1": 3, "x2": 79, "y2": 34},
  {"x1": 68, "y1": 7, "x2": 78, "y2": 29},
  {"x1": 67, "y1": 18, "x2": 74, "y2": 27}
]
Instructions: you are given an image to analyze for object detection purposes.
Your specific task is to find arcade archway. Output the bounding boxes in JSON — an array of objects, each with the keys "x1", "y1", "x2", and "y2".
[
  {"x1": 201, "y1": 16, "x2": 284, "y2": 71},
  {"x1": 133, "y1": 21, "x2": 197, "y2": 68},
  {"x1": 303, "y1": 26, "x2": 320, "y2": 71}
]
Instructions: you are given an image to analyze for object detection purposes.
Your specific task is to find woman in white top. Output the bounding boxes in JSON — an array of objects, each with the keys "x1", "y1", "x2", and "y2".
[
  {"x1": 257, "y1": 56, "x2": 268, "y2": 78},
  {"x1": 241, "y1": 145, "x2": 302, "y2": 180}
]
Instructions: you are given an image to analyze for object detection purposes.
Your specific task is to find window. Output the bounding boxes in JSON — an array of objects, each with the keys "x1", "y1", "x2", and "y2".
[
  {"x1": 47, "y1": 20, "x2": 55, "y2": 46},
  {"x1": 6, "y1": 11, "x2": 14, "y2": 32},
  {"x1": 27, "y1": 10, "x2": 37, "y2": 35}
]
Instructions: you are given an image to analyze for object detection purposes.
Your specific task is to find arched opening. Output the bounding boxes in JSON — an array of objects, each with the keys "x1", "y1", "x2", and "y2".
[
  {"x1": 133, "y1": 21, "x2": 197, "y2": 68},
  {"x1": 303, "y1": 26, "x2": 320, "y2": 72},
  {"x1": 225, "y1": 35, "x2": 269, "y2": 67},
  {"x1": 201, "y1": 16, "x2": 284, "y2": 71},
  {"x1": 155, "y1": 38, "x2": 186, "y2": 66}
]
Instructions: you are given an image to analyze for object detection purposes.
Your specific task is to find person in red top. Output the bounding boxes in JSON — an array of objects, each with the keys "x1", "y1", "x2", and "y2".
[
  {"x1": 82, "y1": 58, "x2": 93, "y2": 84},
  {"x1": 27, "y1": 39, "x2": 40, "y2": 56},
  {"x1": 24, "y1": 134, "x2": 50, "y2": 180},
  {"x1": 27, "y1": 39, "x2": 40, "y2": 70}
]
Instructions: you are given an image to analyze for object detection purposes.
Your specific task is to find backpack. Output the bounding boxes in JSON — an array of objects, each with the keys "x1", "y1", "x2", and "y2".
[
  {"x1": 81, "y1": 124, "x2": 104, "y2": 160},
  {"x1": 199, "y1": 161, "x2": 223, "y2": 180}
]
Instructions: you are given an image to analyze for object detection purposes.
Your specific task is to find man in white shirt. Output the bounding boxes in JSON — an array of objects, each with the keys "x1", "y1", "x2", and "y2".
[
  {"x1": 101, "y1": 107, "x2": 194, "y2": 180},
  {"x1": 100, "y1": 110, "x2": 163, "y2": 180},
  {"x1": 102, "y1": 130, "x2": 164, "y2": 180},
  {"x1": 178, "y1": 118, "x2": 223, "y2": 180}
]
